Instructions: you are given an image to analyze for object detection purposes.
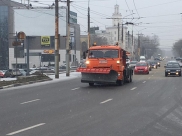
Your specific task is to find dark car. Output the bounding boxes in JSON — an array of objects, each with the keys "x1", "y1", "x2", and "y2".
[
  {"x1": 146, "y1": 61, "x2": 152, "y2": 71},
  {"x1": 165, "y1": 62, "x2": 181, "y2": 77},
  {"x1": 150, "y1": 61, "x2": 158, "y2": 69},
  {"x1": 154, "y1": 60, "x2": 160, "y2": 67}
]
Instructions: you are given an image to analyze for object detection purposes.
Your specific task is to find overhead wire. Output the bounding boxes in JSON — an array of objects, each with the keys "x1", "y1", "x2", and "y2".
[{"x1": 133, "y1": 0, "x2": 140, "y2": 18}]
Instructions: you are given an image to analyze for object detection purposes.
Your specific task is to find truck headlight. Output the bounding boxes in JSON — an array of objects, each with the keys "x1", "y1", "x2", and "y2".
[
  {"x1": 116, "y1": 60, "x2": 120, "y2": 64},
  {"x1": 86, "y1": 60, "x2": 90, "y2": 64}
]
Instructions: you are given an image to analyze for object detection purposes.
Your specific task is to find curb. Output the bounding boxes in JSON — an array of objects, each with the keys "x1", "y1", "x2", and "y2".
[
  {"x1": 0, "y1": 78, "x2": 52, "y2": 90},
  {"x1": 45, "y1": 70, "x2": 76, "y2": 76}
]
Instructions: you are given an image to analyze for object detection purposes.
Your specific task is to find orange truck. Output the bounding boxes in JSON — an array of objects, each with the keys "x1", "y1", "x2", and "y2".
[{"x1": 77, "y1": 44, "x2": 133, "y2": 86}]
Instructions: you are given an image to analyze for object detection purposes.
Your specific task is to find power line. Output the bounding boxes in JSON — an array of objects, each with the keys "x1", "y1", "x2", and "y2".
[
  {"x1": 133, "y1": 0, "x2": 140, "y2": 18},
  {"x1": 136, "y1": 0, "x2": 182, "y2": 10},
  {"x1": 125, "y1": 0, "x2": 134, "y2": 22}
]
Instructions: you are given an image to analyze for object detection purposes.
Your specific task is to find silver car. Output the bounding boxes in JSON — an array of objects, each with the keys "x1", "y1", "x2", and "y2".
[{"x1": 129, "y1": 61, "x2": 138, "y2": 69}]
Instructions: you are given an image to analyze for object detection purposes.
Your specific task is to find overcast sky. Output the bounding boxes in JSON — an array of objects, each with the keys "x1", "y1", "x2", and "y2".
[{"x1": 13, "y1": 0, "x2": 182, "y2": 50}]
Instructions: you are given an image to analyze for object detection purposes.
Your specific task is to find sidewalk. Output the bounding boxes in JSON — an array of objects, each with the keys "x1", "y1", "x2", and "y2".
[{"x1": 0, "y1": 72, "x2": 81, "y2": 90}]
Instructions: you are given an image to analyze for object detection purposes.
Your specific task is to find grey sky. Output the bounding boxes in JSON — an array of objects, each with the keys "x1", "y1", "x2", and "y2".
[{"x1": 13, "y1": 0, "x2": 182, "y2": 50}]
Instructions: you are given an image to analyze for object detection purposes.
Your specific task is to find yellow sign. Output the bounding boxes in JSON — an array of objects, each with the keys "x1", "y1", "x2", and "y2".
[
  {"x1": 43, "y1": 49, "x2": 54, "y2": 54},
  {"x1": 41, "y1": 36, "x2": 50, "y2": 46}
]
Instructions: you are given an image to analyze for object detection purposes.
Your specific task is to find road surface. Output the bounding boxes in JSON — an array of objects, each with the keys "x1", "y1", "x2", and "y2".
[{"x1": 0, "y1": 61, "x2": 182, "y2": 136}]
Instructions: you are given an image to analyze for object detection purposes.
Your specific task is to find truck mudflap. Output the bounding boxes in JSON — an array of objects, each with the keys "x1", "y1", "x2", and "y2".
[{"x1": 80, "y1": 69, "x2": 118, "y2": 84}]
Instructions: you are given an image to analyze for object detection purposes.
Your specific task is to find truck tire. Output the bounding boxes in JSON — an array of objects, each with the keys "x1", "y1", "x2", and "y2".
[
  {"x1": 89, "y1": 83, "x2": 94, "y2": 86},
  {"x1": 117, "y1": 79, "x2": 124, "y2": 86},
  {"x1": 129, "y1": 73, "x2": 132, "y2": 82}
]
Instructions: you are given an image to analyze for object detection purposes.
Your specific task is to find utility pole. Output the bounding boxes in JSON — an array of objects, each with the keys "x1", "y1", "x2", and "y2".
[
  {"x1": 122, "y1": 24, "x2": 124, "y2": 45},
  {"x1": 66, "y1": 0, "x2": 71, "y2": 76},
  {"x1": 15, "y1": 32, "x2": 18, "y2": 75},
  {"x1": 132, "y1": 30, "x2": 135, "y2": 60},
  {"x1": 28, "y1": 0, "x2": 30, "y2": 9},
  {"x1": 55, "y1": 0, "x2": 59, "y2": 78},
  {"x1": 26, "y1": 36, "x2": 30, "y2": 76},
  {"x1": 88, "y1": 0, "x2": 90, "y2": 49},
  {"x1": 138, "y1": 34, "x2": 140, "y2": 58},
  {"x1": 128, "y1": 31, "x2": 129, "y2": 49},
  {"x1": 118, "y1": 23, "x2": 119, "y2": 44}
]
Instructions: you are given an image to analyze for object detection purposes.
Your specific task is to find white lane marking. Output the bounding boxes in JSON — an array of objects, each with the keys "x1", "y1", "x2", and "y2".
[
  {"x1": 6, "y1": 123, "x2": 45, "y2": 135},
  {"x1": 143, "y1": 81, "x2": 146, "y2": 83},
  {"x1": 20, "y1": 99, "x2": 40, "y2": 105},
  {"x1": 148, "y1": 77, "x2": 151, "y2": 79},
  {"x1": 130, "y1": 87, "x2": 137, "y2": 90},
  {"x1": 71, "y1": 87, "x2": 80, "y2": 91},
  {"x1": 100, "y1": 99, "x2": 113, "y2": 104}
]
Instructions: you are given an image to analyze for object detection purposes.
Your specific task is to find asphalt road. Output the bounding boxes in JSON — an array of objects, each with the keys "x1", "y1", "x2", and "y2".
[{"x1": 1, "y1": 61, "x2": 182, "y2": 136}]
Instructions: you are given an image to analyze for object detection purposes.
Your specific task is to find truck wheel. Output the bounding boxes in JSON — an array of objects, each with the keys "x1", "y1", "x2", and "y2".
[
  {"x1": 117, "y1": 79, "x2": 124, "y2": 86},
  {"x1": 89, "y1": 83, "x2": 94, "y2": 86},
  {"x1": 129, "y1": 74, "x2": 133, "y2": 82}
]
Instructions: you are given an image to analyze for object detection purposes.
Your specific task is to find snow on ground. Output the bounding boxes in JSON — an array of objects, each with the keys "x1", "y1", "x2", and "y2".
[
  {"x1": 0, "y1": 78, "x2": 16, "y2": 81},
  {"x1": 48, "y1": 72, "x2": 81, "y2": 80},
  {"x1": 0, "y1": 72, "x2": 81, "y2": 82},
  {"x1": 0, "y1": 72, "x2": 81, "y2": 91}
]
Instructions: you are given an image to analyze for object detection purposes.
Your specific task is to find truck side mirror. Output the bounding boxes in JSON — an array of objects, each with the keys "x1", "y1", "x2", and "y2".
[
  {"x1": 83, "y1": 52, "x2": 86, "y2": 59},
  {"x1": 122, "y1": 55, "x2": 126, "y2": 59},
  {"x1": 122, "y1": 51, "x2": 126, "y2": 59}
]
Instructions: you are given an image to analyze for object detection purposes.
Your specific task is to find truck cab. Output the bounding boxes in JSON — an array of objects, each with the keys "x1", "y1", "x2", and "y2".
[{"x1": 77, "y1": 45, "x2": 133, "y2": 86}]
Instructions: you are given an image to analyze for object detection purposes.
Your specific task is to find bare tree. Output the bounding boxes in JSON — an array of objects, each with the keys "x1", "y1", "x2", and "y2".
[
  {"x1": 140, "y1": 34, "x2": 160, "y2": 59},
  {"x1": 172, "y1": 39, "x2": 182, "y2": 57}
]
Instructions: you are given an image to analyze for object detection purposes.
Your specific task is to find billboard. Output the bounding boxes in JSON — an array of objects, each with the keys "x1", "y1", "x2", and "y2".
[
  {"x1": 14, "y1": 7, "x2": 67, "y2": 36},
  {"x1": 41, "y1": 36, "x2": 50, "y2": 46},
  {"x1": 70, "y1": 11, "x2": 77, "y2": 24}
]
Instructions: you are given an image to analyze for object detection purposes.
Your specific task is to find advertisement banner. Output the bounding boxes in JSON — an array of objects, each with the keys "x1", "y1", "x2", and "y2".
[{"x1": 41, "y1": 36, "x2": 50, "y2": 46}]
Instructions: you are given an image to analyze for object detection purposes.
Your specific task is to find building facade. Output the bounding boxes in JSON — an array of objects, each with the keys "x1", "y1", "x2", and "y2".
[{"x1": 0, "y1": 0, "x2": 81, "y2": 69}]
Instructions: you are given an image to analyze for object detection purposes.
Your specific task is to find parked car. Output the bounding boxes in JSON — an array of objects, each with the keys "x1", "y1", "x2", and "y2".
[
  {"x1": 19, "y1": 69, "x2": 26, "y2": 76},
  {"x1": 11, "y1": 69, "x2": 22, "y2": 77},
  {"x1": 0, "y1": 70, "x2": 11, "y2": 78},
  {"x1": 134, "y1": 62, "x2": 149, "y2": 74},
  {"x1": 165, "y1": 62, "x2": 182, "y2": 77}
]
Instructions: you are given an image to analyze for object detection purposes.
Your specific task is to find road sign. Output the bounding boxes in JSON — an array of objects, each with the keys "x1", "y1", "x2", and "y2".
[
  {"x1": 12, "y1": 41, "x2": 22, "y2": 46},
  {"x1": 17, "y1": 31, "x2": 26, "y2": 40}
]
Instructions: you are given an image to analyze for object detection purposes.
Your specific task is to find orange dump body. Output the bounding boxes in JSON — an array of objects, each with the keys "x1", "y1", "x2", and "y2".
[{"x1": 77, "y1": 45, "x2": 130, "y2": 84}]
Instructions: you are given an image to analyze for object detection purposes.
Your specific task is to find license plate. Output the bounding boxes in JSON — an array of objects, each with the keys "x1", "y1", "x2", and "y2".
[{"x1": 99, "y1": 60, "x2": 107, "y2": 63}]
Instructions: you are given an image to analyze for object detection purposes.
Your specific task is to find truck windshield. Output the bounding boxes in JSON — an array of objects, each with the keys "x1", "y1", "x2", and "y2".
[{"x1": 89, "y1": 49, "x2": 118, "y2": 58}]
